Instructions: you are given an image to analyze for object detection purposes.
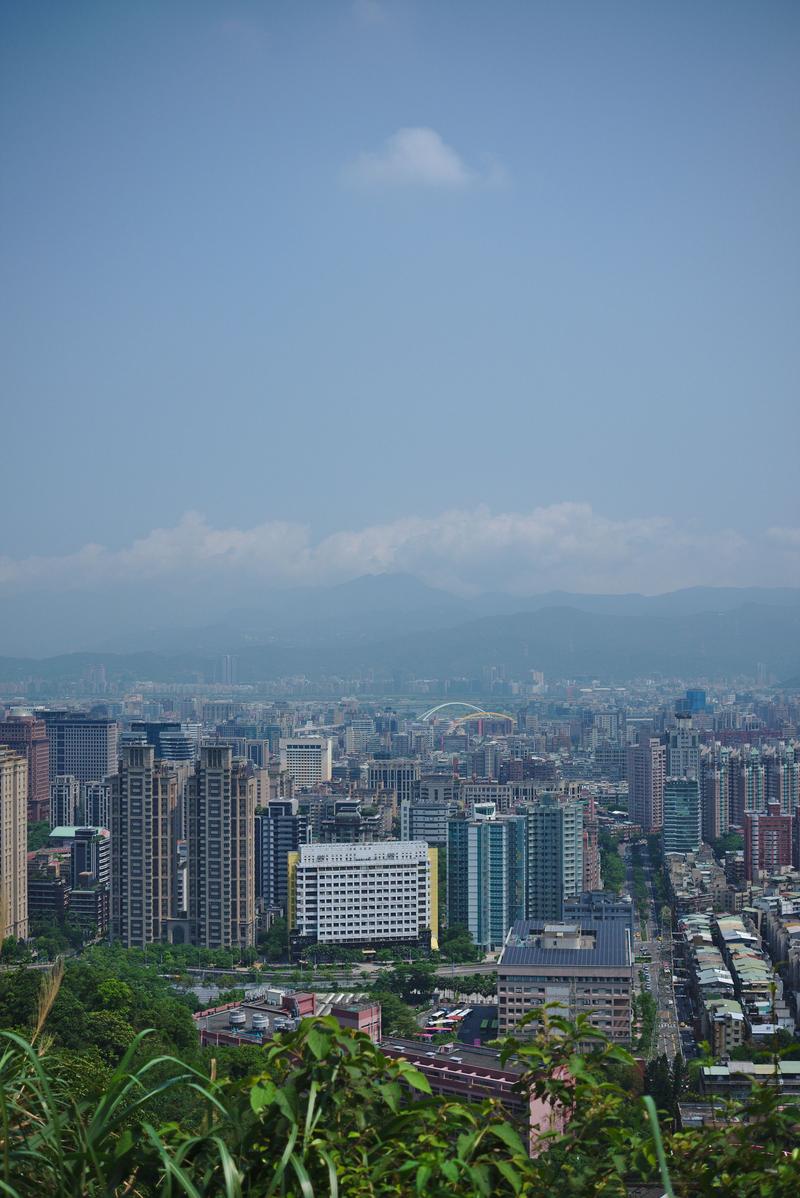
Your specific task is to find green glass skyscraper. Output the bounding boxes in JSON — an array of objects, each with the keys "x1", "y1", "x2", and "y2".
[{"x1": 447, "y1": 812, "x2": 526, "y2": 950}]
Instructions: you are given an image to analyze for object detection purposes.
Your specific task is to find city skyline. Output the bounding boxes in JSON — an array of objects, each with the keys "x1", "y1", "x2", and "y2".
[{"x1": 2, "y1": 5, "x2": 800, "y2": 1186}]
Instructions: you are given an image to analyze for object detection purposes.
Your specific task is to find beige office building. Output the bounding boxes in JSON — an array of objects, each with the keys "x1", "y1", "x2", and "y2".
[
  {"x1": 498, "y1": 919, "x2": 633, "y2": 1042},
  {"x1": 0, "y1": 746, "x2": 28, "y2": 940}
]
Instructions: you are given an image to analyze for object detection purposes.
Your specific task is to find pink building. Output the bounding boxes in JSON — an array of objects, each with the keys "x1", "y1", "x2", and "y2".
[
  {"x1": 380, "y1": 1039, "x2": 566, "y2": 1155},
  {"x1": 744, "y1": 802, "x2": 792, "y2": 880},
  {"x1": 626, "y1": 738, "x2": 665, "y2": 832},
  {"x1": 0, "y1": 715, "x2": 50, "y2": 822}
]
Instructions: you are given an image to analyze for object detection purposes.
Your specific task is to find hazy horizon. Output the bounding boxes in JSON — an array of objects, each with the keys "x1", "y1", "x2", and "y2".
[{"x1": 1, "y1": 2, "x2": 798, "y2": 634}]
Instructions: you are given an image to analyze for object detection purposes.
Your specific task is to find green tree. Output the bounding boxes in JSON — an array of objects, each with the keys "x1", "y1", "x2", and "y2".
[
  {"x1": 371, "y1": 989, "x2": 419, "y2": 1037},
  {"x1": 599, "y1": 828, "x2": 626, "y2": 893},
  {"x1": 26, "y1": 821, "x2": 51, "y2": 851},
  {"x1": 87, "y1": 1010, "x2": 137, "y2": 1063},
  {"x1": 258, "y1": 916, "x2": 288, "y2": 962},
  {"x1": 438, "y1": 923, "x2": 481, "y2": 963},
  {"x1": 95, "y1": 978, "x2": 135, "y2": 1015},
  {"x1": 380, "y1": 963, "x2": 437, "y2": 1006}
]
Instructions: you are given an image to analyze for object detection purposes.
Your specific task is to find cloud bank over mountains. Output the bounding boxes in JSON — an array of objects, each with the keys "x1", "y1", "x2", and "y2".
[{"x1": 1, "y1": 504, "x2": 797, "y2": 601}]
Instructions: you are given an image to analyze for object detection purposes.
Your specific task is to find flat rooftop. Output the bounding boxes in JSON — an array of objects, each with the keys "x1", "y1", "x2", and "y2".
[
  {"x1": 500, "y1": 918, "x2": 631, "y2": 969},
  {"x1": 381, "y1": 1038, "x2": 524, "y2": 1080}
]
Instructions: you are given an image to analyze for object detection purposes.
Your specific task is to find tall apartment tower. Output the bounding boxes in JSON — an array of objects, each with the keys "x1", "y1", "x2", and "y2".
[
  {"x1": 666, "y1": 714, "x2": 700, "y2": 778},
  {"x1": 187, "y1": 746, "x2": 256, "y2": 948},
  {"x1": 626, "y1": 738, "x2": 666, "y2": 832},
  {"x1": 446, "y1": 812, "x2": 526, "y2": 950},
  {"x1": 255, "y1": 798, "x2": 310, "y2": 912},
  {"x1": 730, "y1": 752, "x2": 766, "y2": 825},
  {"x1": 0, "y1": 715, "x2": 50, "y2": 822},
  {"x1": 764, "y1": 745, "x2": 800, "y2": 816},
  {"x1": 701, "y1": 762, "x2": 730, "y2": 843},
  {"x1": 744, "y1": 802, "x2": 792, "y2": 881},
  {"x1": 525, "y1": 793, "x2": 583, "y2": 922},
  {"x1": 279, "y1": 737, "x2": 333, "y2": 789},
  {"x1": 41, "y1": 711, "x2": 118, "y2": 784},
  {"x1": 81, "y1": 780, "x2": 111, "y2": 830},
  {"x1": 110, "y1": 745, "x2": 179, "y2": 946},
  {"x1": 49, "y1": 775, "x2": 80, "y2": 828},
  {"x1": 662, "y1": 778, "x2": 702, "y2": 855},
  {"x1": 0, "y1": 745, "x2": 28, "y2": 940}
]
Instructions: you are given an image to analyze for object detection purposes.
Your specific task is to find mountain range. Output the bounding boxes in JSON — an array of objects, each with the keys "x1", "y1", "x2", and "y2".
[{"x1": 1, "y1": 576, "x2": 799, "y2": 685}]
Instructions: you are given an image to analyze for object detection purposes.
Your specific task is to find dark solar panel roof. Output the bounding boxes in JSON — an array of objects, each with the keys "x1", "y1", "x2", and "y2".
[{"x1": 499, "y1": 918, "x2": 631, "y2": 968}]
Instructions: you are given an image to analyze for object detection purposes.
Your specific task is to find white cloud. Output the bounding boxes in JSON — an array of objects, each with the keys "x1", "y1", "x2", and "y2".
[
  {"x1": 0, "y1": 504, "x2": 792, "y2": 599},
  {"x1": 352, "y1": 0, "x2": 386, "y2": 25},
  {"x1": 344, "y1": 127, "x2": 494, "y2": 189},
  {"x1": 767, "y1": 525, "x2": 800, "y2": 548}
]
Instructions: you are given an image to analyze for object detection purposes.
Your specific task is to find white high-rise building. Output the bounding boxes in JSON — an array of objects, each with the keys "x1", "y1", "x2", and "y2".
[
  {"x1": 289, "y1": 840, "x2": 437, "y2": 949},
  {"x1": 280, "y1": 737, "x2": 333, "y2": 788}
]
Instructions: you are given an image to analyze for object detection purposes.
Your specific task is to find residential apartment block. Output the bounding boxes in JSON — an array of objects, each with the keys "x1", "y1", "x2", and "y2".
[
  {"x1": 110, "y1": 745, "x2": 179, "y2": 947},
  {"x1": 187, "y1": 745, "x2": 257, "y2": 949},
  {"x1": 0, "y1": 715, "x2": 49, "y2": 822}
]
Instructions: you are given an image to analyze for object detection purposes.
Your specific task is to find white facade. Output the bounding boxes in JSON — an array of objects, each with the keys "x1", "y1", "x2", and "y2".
[
  {"x1": 280, "y1": 737, "x2": 333, "y2": 788},
  {"x1": 291, "y1": 840, "x2": 435, "y2": 946}
]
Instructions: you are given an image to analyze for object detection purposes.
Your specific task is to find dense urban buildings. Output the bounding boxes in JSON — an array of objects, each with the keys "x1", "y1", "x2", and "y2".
[{"x1": 2, "y1": 674, "x2": 800, "y2": 1087}]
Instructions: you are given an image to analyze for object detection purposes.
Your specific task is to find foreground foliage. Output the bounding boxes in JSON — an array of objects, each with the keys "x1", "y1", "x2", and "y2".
[{"x1": 0, "y1": 968, "x2": 799, "y2": 1196}]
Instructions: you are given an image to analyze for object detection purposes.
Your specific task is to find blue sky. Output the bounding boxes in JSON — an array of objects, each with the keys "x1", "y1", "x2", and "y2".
[{"x1": 1, "y1": 0, "x2": 798, "y2": 600}]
